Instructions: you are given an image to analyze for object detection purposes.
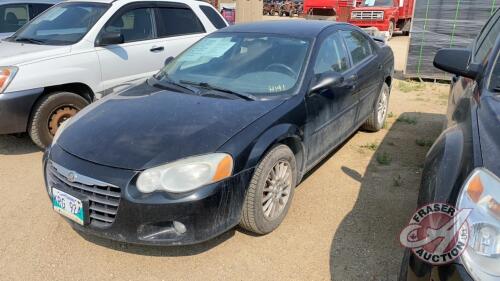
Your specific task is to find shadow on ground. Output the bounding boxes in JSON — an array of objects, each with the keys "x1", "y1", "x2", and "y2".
[
  {"x1": 329, "y1": 112, "x2": 444, "y2": 281},
  {"x1": 0, "y1": 134, "x2": 40, "y2": 155}
]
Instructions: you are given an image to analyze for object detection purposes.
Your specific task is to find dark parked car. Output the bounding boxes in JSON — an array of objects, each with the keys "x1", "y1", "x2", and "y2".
[
  {"x1": 44, "y1": 21, "x2": 394, "y2": 245},
  {"x1": 399, "y1": 8, "x2": 500, "y2": 281}
]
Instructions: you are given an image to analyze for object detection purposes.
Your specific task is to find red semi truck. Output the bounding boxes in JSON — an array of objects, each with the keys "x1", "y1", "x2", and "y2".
[{"x1": 348, "y1": 0, "x2": 414, "y2": 39}]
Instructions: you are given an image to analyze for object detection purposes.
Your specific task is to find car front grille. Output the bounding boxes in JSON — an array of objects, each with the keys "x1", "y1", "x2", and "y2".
[
  {"x1": 351, "y1": 11, "x2": 384, "y2": 20},
  {"x1": 46, "y1": 161, "x2": 121, "y2": 227}
]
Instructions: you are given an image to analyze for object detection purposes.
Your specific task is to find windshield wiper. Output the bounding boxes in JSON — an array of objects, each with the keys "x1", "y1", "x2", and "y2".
[
  {"x1": 151, "y1": 76, "x2": 196, "y2": 94},
  {"x1": 179, "y1": 80, "x2": 256, "y2": 101},
  {"x1": 14, "y1": 37, "x2": 46, "y2": 45}
]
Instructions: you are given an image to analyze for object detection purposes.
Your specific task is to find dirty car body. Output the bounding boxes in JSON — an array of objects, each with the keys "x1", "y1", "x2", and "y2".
[
  {"x1": 400, "y1": 8, "x2": 500, "y2": 281},
  {"x1": 44, "y1": 21, "x2": 394, "y2": 246}
]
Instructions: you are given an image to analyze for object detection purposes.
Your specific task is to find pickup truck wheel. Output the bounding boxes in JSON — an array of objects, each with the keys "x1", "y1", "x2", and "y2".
[
  {"x1": 362, "y1": 83, "x2": 390, "y2": 132},
  {"x1": 240, "y1": 144, "x2": 297, "y2": 234},
  {"x1": 388, "y1": 21, "x2": 395, "y2": 40},
  {"x1": 29, "y1": 91, "x2": 89, "y2": 148}
]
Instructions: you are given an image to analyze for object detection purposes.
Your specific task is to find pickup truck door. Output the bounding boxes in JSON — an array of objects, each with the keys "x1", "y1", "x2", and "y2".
[
  {"x1": 304, "y1": 30, "x2": 358, "y2": 167},
  {"x1": 340, "y1": 29, "x2": 382, "y2": 125}
]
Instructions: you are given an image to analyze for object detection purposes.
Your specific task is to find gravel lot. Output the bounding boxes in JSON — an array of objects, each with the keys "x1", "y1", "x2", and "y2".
[{"x1": 0, "y1": 20, "x2": 446, "y2": 281}]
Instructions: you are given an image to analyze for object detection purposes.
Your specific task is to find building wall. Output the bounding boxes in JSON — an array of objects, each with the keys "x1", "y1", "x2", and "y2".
[{"x1": 219, "y1": 0, "x2": 264, "y2": 23}]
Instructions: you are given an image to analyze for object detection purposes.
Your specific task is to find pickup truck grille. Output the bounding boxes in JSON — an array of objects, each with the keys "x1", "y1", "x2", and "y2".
[
  {"x1": 46, "y1": 161, "x2": 121, "y2": 228},
  {"x1": 351, "y1": 11, "x2": 384, "y2": 20}
]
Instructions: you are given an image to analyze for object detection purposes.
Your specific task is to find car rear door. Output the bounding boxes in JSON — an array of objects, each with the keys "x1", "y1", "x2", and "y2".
[
  {"x1": 153, "y1": 3, "x2": 208, "y2": 61},
  {"x1": 339, "y1": 29, "x2": 382, "y2": 125},
  {"x1": 304, "y1": 30, "x2": 357, "y2": 165},
  {"x1": 95, "y1": 3, "x2": 166, "y2": 97}
]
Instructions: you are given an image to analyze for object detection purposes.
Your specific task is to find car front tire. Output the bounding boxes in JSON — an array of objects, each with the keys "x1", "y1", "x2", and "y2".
[
  {"x1": 29, "y1": 91, "x2": 89, "y2": 148},
  {"x1": 240, "y1": 144, "x2": 297, "y2": 234}
]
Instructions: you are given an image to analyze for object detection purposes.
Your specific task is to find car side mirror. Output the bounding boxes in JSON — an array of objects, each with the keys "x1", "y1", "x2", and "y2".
[
  {"x1": 96, "y1": 32, "x2": 124, "y2": 47},
  {"x1": 164, "y1": 56, "x2": 174, "y2": 67},
  {"x1": 309, "y1": 72, "x2": 344, "y2": 94},
  {"x1": 433, "y1": 48, "x2": 481, "y2": 79}
]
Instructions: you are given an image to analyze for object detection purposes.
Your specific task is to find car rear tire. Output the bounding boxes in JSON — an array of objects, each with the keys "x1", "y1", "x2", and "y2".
[
  {"x1": 240, "y1": 144, "x2": 297, "y2": 234},
  {"x1": 29, "y1": 91, "x2": 89, "y2": 148},
  {"x1": 388, "y1": 21, "x2": 395, "y2": 40},
  {"x1": 362, "y1": 83, "x2": 390, "y2": 132}
]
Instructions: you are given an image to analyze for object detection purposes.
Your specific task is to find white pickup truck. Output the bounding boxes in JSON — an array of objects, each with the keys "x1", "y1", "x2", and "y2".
[{"x1": 0, "y1": 0, "x2": 227, "y2": 147}]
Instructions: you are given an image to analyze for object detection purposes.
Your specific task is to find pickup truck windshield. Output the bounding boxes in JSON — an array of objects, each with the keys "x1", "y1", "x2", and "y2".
[
  {"x1": 9, "y1": 2, "x2": 109, "y2": 45},
  {"x1": 156, "y1": 33, "x2": 311, "y2": 98},
  {"x1": 363, "y1": 0, "x2": 394, "y2": 7}
]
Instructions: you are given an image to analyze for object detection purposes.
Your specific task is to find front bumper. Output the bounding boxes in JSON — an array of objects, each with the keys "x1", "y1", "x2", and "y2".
[
  {"x1": 0, "y1": 88, "x2": 44, "y2": 134},
  {"x1": 44, "y1": 144, "x2": 253, "y2": 246},
  {"x1": 400, "y1": 249, "x2": 473, "y2": 281}
]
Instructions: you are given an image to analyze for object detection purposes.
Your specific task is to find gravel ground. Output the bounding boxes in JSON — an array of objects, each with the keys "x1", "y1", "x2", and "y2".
[{"x1": 0, "y1": 18, "x2": 445, "y2": 280}]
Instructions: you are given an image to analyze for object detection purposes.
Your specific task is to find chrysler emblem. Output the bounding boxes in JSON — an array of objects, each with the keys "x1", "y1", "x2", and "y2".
[{"x1": 67, "y1": 171, "x2": 77, "y2": 183}]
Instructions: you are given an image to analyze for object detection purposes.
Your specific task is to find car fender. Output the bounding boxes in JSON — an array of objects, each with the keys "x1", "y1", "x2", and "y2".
[
  {"x1": 6, "y1": 51, "x2": 101, "y2": 94},
  {"x1": 245, "y1": 123, "x2": 305, "y2": 171},
  {"x1": 417, "y1": 125, "x2": 472, "y2": 206}
]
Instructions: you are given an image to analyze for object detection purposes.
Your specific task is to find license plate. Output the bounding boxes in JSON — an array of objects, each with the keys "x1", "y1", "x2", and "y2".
[{"x1": 52, "y1": 188, "x2": 85, "y2": 225}]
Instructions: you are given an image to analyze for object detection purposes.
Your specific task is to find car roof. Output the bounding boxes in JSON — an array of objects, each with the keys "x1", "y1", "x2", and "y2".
[
  {"x1": 217, "y1": 20, "x2": 349, "y2": 38},
  {"x1": 1, "y1": 0, "x2": 61, "y2": 4}
]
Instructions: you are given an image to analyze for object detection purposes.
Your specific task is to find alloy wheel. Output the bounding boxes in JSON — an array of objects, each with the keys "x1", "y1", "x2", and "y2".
[{"x1": 262, "y1": 160, "x2": 292, "y2": 220}]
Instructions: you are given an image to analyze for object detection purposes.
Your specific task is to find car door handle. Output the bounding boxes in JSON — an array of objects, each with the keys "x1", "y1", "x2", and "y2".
[
  {"x1": 344, "y1": 74, "x2": 357, "y2": 89},
  {"x1": 150, "y1": 46, "x2": 164, "y2": 52}
]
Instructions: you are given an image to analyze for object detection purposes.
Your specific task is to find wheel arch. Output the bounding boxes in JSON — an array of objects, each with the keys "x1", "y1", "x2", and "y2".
[
  {"x1": 26, "y1": 82, "x2": 94, "y2": 131},
  {"x1": 244, "y1": 123, "x2": 306, "y2": 181}
]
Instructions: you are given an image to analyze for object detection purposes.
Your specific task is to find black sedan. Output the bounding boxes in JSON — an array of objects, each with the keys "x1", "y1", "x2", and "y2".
[
  {"x1": 399, "y1": 8, "x2": 499, "y2": 281},
  {"x1": 44, "y1": 20, "x2": 394, "y2": 245}
]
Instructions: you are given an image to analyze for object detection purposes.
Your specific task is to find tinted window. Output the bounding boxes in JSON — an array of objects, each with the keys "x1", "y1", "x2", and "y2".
[
  {"x1": 341, "y1": 30, "x2": 372, "y2": 65},
  {"x1": 10, "y1": 2, "x2": 109, "y2": 45},
  {"x1": 156, "y1": 7, "x2": 205, "y2": 37},
  {"x1": 314, "y1": 32, "x2": 350, "y2": 74},
  {"x1": 200, "y1": 5, "x2": 226, "y2": 29},
  {"x1": 105, "y1": 8, "x2": 153, "y2": 43},
  {"x1": 0, "y1": 4, "x2": 29, "y2": 33},
  {"x1": 474, "y1": 14, "x2": 500, "y2": 64},
  {"x1": 29, "y1": 4, "x2": 52, "y2": 19}
]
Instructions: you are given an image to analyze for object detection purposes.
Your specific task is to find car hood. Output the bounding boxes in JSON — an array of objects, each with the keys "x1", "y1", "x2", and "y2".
[
  {"x1": 477, "y1": 94, "x2": 500, "y2": 177},
  {"x1": 57, "y1": 81, "x2": 285, "y2": 170},
  {"x1": 0, "y1": 40, "x2": 71, "y2": 66}
]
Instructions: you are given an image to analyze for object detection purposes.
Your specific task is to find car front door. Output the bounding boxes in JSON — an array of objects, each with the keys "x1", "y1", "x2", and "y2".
[
  {"x1": 95, "y1": 4, "x2": 165, "y2": 97},
  {"x1": 304, "y1": 30, "x2": 357, "y2": 166},
  {"x1": 340, "y1": 29, "x2": 382, "y2": 125}
]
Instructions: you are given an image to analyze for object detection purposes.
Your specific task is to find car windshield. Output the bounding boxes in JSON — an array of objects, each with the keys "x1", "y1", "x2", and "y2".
[
  {"x1": 0, "y1": 4, "x2": 29, "y2": 33},
  {"x1": 9, "y1": 2, "x2": 109, "y2": 45},
  {"x1": 156, "y1": 33, "x2": 311, "y2": 98},
  {"x1": 363, "y1": 0, "x2": 394, "y2": 7}
]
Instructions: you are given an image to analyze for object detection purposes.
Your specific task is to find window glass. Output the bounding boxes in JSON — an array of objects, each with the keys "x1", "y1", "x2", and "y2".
[
  {"x1": 156, "y1": 7, "x2": 205, "y2": 37},
  {"x1": 30, "y1": 4, "x2": 53, "y2": 19},
  {"x1": 341, "y1": 30, "x2": 372, "y2": 65},
  {"x1": 474, "y1": 15, "x2": 500, "y2": 64},
  {"x1": 156, "y1": 34, "x2": 311, "y2": 97},
  {"x1": 363, "y1": 0, "x2": 394, "y2": 7},
  {"x1": 10, "y1": 2, "x2": 109, "y2": 45},
  {"x1": 314, "y1": 32, "x2": 350, "y2": 74},
  {"x1": 0, "y1": 4, "x2": 29, "y2": 33},
  {"x1": 105, "y1": 8, "x2": 153, "y2": 42},
  {"x1": 200, "y1": 5, "x2": 226, "y2": 29}
]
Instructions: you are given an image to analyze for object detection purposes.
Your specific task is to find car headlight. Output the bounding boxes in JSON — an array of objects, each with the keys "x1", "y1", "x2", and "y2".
[
  {"x1": 136, "y1": 153, "x2": 233, "y2": 194},
  {"x1": 0, "y1": 66, "x2": 18, "y2": 93},
  {"x1": 51, "y1": 117, "x2": 71, "y2": 145},
  {"x1": 457, "y1": 168, "x2": 500, "y2": 281}
]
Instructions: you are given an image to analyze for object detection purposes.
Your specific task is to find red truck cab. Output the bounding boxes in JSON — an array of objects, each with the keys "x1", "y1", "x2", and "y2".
[{"x1": 348, "y1": 0, "x2": 414, "y2": 39}]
